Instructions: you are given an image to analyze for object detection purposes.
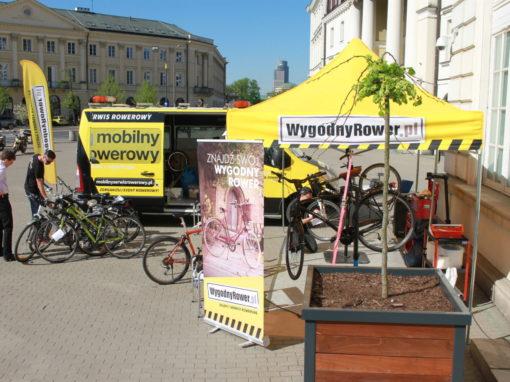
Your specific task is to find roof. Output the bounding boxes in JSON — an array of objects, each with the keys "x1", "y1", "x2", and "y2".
[
  {"x1": 227, "y1": 39, "x2": 484, "y2": 151},
  {"x1": 0, "y1": 1, "x2": 213, "y2": 44}
]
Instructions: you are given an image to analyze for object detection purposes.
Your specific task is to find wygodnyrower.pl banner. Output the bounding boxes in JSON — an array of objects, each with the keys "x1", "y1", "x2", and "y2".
[
  {"x1": 198, "y1": 140, "x2": 266, "y2": 346},
  {"x1": 279, "y1": 115, "x2": 425, "y2": 145}
]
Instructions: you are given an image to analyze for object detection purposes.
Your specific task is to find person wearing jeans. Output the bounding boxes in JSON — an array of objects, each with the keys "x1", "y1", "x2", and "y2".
[
  {"x1": 24, "y1": 150, "x2": 56, "y2": 216},
  {"x1": 0, "y1": 150, "x2": 16, "y2": 261}
]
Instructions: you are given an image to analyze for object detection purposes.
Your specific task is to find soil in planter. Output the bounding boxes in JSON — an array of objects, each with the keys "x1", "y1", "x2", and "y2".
[{"x1": 311, "y1": 272, "x2": 454, "y2": 312}]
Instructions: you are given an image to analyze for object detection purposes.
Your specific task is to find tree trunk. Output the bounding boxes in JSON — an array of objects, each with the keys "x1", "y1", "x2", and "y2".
[{"x1": 382, "y1": 97, "x2": 390, "y2": 299}]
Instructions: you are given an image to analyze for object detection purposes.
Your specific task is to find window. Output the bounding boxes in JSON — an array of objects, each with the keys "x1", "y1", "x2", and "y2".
[
  {"x1": 89, "y1": 68, "x2": 97, "y2": 84},
  {"x1": 69, "y1": 67, "x2": 76, "y2": 83},
  {"x1": 89, "y1": 44, "x2": 97, "y2": 56},
  {"x1": 176, "y1": 51, "x2": 183, "y2": 63},
  {"x1": 160, "y1": 49, "x2": 167, "y2": 61},
  {"x1": 22, "y1": 38, "x2": 32, "y2": 52},
  {"x1": 340, "y1": 21, "x2": 345, "y2": 43},
  {"x1": 144, "y1": 71, "x2": 151, "y2": 82},
  {"x1": 160, "y1": 72, "x2": 167, "y2": 86},
  {"x1": 46, "y1": 40, "x2": 55, "y2": 53},
  {"x1": 47, "y1": 66, "x2": 56, "y2": 84},
  {"x1": 0, "y1": 37, "x2": 6, "y2": 51},
  {"x1": 176, "y1": 73, "x2": 183, "y2": 87},
  {"x1": 108, "y1": 45, "x2": 115, "y2": 57},
  {"x1": 330, "y1": 27, "x2": 334, "y2": 48},
  {"x1": 143, "y1": 48, "x2": 150, "y2": 60},
  {"x1": 0, "y1": 64, "x2": 8, "y2": 81},
  {"x1": 127, "y1": 70, "x2": 134, "y2": 85},
  {"x1": 67, "y1": 42, "x2": 76, "y2": 55},
  {"x1": 486, "y1": 30, "x2": 510, "y2": 194},
  {"x1": 126, "y1": 47, "x2": 133, "y2": 59},
  {"x1": 108, "y1": 69, "x2": 116, "y2": 79}
]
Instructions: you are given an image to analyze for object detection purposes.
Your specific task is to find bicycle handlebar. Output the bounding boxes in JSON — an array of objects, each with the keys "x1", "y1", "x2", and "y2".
[{"x1": 270, "y1": 170, "x2": 327, "y2": 184}]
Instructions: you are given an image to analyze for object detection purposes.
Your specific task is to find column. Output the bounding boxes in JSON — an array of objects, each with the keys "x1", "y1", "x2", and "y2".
[
  {"x1": 118, "y1": 43, "x2": 125, "y2": 85},
  {"x1": 187, "y1": 45, "x2": 195, "y2": 102},
  {"x1": 99, "y1": 41, "x2": 106, "y2": 82},
  {"x1": 136, "y1": 45, "x2": 142, "y2": 87},
  {"x1": 351, "y1": 1, "x2": 361, "y2": 41},
  {"x1": 386, "y1": 0, "x2": 403, "y2": 63},
  {"x1": 37, "y1": 36, "x2": 44, "y2": 70},
  {"x1": 11, "y1": 33, "x2": 18, "y2": 80},
  {"x1": 404, "y1": 0, "x2": 417, "y2": 68},
  {"x1": 362, "y1": 0, "x2": 375, "y2": 50},
  {"x1": 207, "y1": 53, "x2": 213, "y2": 88},
  {"x1": 59, "y1": 38, "x2": 66, "y2": 80},
  {"x1": 79, "y1": 39, "x2": 86, "y2": 83}
]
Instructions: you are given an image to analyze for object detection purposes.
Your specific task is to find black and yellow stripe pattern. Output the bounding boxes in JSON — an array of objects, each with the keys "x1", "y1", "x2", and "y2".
[
  {"x1": 276, "y1": 139, "x2": 482, "y2": 152},
  {"x1": 204, "y1": 309, "x2": 265, "y2": 344}
]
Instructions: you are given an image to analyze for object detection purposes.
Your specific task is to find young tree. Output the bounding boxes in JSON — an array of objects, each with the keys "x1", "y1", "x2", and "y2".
[
  {"x1": 62, "y1": 90, "x2": 81, "y2": 125},
  {"x1": 226, "y1": 78, "x2": 261, "y2": 104},
  {"x1": 135, "y1": 81, "x2": 157, "y2": 105},
  {"x1": 353, "y1": 56, "x2": 421, "y2": 298},
  {"x1": 0, "y1": 87, "x2": 10, "y2": 115},
  {"x1": 97, "y1": 75, "x2": 125, "y2": 102},
  {"x1": 13, "y1": 103, "x2": 28, "y2": 125}
]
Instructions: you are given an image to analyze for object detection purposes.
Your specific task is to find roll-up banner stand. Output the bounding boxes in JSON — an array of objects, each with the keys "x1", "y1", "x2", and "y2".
[{"x1": 197, "y1": 140, "x2": 268, "y2": 346}]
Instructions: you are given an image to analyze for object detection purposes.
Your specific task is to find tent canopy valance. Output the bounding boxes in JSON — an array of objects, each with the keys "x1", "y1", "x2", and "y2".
[{"x1": 226, "y1": 39, "x2": 483, "y2": 152}]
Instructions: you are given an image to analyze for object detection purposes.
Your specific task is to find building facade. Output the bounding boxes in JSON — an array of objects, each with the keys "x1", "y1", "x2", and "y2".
[
  {"x1": 308, "y1": 0, "x2": 510, "y2": 318},
  {"x1": 0, "y1": 0, "x2": 227, "y2": 116},
  {"x1": 273, "y1": 60, "x2": 289, "y2": 91}
]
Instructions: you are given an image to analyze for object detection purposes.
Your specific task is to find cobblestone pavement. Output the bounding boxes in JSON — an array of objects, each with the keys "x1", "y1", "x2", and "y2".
[{"x1": 0, "y1": 143, "x2": 483, "y2": 381}]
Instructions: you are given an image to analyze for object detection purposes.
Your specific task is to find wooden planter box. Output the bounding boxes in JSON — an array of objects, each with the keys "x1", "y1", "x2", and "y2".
[{"x1": 302, "y1": 266, "x2": 471, "y2": 382}]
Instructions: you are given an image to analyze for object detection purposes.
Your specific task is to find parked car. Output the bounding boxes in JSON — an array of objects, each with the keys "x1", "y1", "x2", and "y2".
[{"x1": 0, "y1": 117, "x2": 17, "y2": 130}]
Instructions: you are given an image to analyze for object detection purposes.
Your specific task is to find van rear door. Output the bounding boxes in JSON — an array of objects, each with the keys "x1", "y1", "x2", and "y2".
[{"x1": 86, "y1": 111, "x2": 164, "y2": 199}]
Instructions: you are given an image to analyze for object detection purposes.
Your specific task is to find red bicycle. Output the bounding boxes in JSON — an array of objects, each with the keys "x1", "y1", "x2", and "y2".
[
  {"x1": 142, "y1": 215, "x2": 202, "y2": 285},
  {"x1": 203, "y1": 200, "x2": 262, "y2": 269}
]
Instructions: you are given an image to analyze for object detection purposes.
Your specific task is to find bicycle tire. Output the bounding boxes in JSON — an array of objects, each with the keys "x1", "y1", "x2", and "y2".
[
  {"x1": 304, "y1": 199, "x2": 340, "y2": 242},
  {"x1": 35, "y1": 219, "x2": 78, "y2": 263},
  {"x1": 142, "y1": 236, "x2": 191, "y2": 285},
  {"x1": 203, "y1": 218, "x2": 227, "y2": 258},
  {"x1": 104, "y1": 216, "x2": 146, "y2": 259},
  {"x1": 285, "y1": 224, "x2": 304, "y2": 280},
  {"x1": 77, "y1": 216, "x2": 107, "y2": 256},
  {"x1": 14, "y1": 221, "x2": 40, "y2": 263},
  {"x1": 355, "y1": 190, "x2": 415, "y2": 252},
  {"x1": 242, "y1": 231, "x2": 262, "y2": 269},
  {"x1": 167, "y1": 151, "x2": 189, "y2": 172},
  {"x1": 359, "y1": 163, "x2": 402, "y2": 193}
]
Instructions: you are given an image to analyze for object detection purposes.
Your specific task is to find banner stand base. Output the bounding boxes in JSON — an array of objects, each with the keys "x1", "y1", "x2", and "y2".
[
  {"x1": 239, "y1": 340, "x2": 256, "y2": 348},
  {"x1": 204, "y1": 317, "x2": 270, "y2": 347}
]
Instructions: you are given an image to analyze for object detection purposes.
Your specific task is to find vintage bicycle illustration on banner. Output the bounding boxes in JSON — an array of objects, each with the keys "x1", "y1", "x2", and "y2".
[{"x1": 198, "y1": 140, "x2": 264, "y2": 277}]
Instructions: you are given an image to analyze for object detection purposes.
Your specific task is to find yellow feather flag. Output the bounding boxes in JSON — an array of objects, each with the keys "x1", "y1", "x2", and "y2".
[{"x1": 20, "y1": 60, "x2": 57, "y2": 184}]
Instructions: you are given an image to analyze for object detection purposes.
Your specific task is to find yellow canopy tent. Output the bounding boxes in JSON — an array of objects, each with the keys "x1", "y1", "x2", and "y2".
[{"x1": 227, "y1": 39, "x2": 483, "y2": 152}]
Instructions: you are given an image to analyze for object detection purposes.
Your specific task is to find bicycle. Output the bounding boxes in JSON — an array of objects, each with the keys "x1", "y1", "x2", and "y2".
[
  {"x1": 34, "y1": 195, "x2": 145, "y2": 263},
  {"x1": 203, "y1": 200, "x2": 262, "y2": 269},
  {"x1": 284, "y1": 149, "x2": 415, "y2": 279},
  {"x1": 143, "y1": 214, "x2": 202, "y2": 285}
]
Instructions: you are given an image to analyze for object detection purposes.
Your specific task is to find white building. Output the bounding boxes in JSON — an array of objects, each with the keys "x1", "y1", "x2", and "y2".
[{"x1": 308, "y1": 0, "x2": 510, "y2": 320}]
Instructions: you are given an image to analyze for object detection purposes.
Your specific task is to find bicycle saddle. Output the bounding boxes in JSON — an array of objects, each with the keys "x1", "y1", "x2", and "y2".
[{"x1": 339, "y1": 166, "x2": 362, "y2": 180}]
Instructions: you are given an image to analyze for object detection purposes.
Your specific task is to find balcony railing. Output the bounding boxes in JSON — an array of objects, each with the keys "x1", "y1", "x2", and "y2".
[{"x1": 193, "y1": 86, "x2": 213, "y2": 96}]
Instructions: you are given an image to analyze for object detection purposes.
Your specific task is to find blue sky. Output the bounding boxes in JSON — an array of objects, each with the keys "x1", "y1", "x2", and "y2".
[{"x1": 39, "y1": 0, "x2": 311, "y2": 95}]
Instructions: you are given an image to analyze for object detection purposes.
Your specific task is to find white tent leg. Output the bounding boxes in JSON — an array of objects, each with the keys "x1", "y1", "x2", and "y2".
[
  {"x1": 415, "y1": 150, "x2": 420, "y2": 192},
  {"x1": 433, "y1": 150, "x2": 439, "y2": 173},
  {"x1": 466, "y1": 150, "x2": 483, "y2": 343}
]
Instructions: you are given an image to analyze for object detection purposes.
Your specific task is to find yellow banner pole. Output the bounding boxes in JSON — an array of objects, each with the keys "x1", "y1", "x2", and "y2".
[{"x1": 20, "y1": 60, "x2": 57, "y2": 184}]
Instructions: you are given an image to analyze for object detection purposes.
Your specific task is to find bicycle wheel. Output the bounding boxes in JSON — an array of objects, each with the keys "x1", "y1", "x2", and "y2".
[
  {"x1": 304, "y1": 199, "x2": 340, "y2": 241},
  {"x1": 285, "y1": 224, "x2": 304, "y2": 280},
  {"x1": 203, "y1": 218, "x2": 227, "y2": 258},
  {"x1": 142, "y1": 236, "x2": 191, "y2": 285},
  {"x1": 359, "y1": 163, "x2": 402, "y2": 192},
  {"x1": 242, "y1": 232, "x2": 261, "y2": 269},
  {"x1": 14, "y1": 221, "x2": 40, "y2": 263},
  {"x1": 167, "y1": 151, "x2": 188, "y2": 172},
  {"x1": 104, "y1": 216, "x2": 146, "y2": 258},
  {"x1": 355, "y1": 190, "x2": 415, "y2": 252},
  {"x1": 35, "y1": 219, "x2": 78, "y2": 263}
]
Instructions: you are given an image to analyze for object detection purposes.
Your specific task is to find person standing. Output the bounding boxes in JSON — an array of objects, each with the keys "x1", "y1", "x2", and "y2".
[
  {"x1": 24, "y1": 150, "x2": 56, "y2": 216},
  {"x1": 0, "y1": 150, "x2": 16, "y2": 261}
]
